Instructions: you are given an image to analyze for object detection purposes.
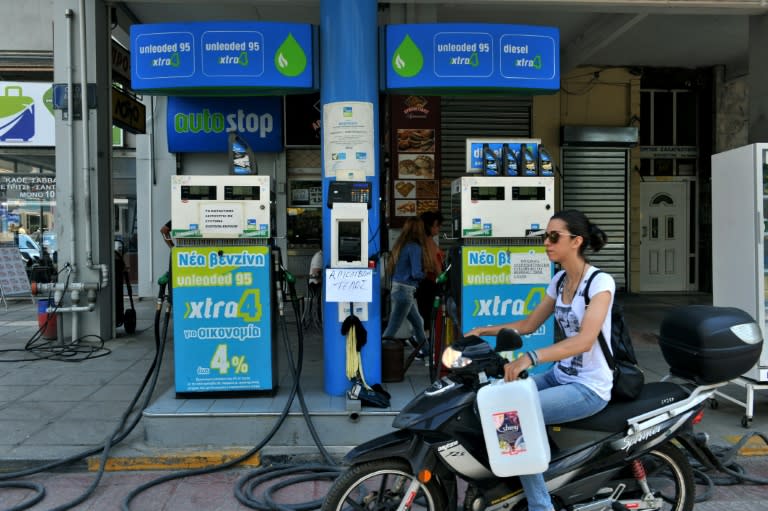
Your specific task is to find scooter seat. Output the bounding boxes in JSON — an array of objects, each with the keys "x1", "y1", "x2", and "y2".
[{"x1": 557, "y1": 382, "x2": 689, "y2": 433}]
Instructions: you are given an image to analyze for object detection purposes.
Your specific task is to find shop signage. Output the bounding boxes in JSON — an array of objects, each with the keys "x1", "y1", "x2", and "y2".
[
  {"x1": 167, "y1": 96, "x2": 283, "y2": 153},
  {"x1": 111, "y1": 39, "x2": 132, "y2": 86},
  {"x1": 384, "y1": 23, "x2": 559, "y2": 93},
  {"x1": 0, "y1": 82, "x2": 55, "y2": 147},
  {"x1": 112, "y1": 87, "x2": 146, "y2": 134},
  {"x1": 130, "y1": 21, "x2": 316, "y2": 94},
  {"x1": 640, "y1": 146, "x2": 698, "y2": 159},
  {"x1": 389, "y1": 95, "x2": 440, "y2": 226}
]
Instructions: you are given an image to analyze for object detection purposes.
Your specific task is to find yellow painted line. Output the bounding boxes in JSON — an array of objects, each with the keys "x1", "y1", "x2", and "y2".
[
  {"x1": 87, "y1": 450, "x2": 261, "y2": 471},
  {"x1": 725, "y1": 435, "x2": 768, "y2": 456}
]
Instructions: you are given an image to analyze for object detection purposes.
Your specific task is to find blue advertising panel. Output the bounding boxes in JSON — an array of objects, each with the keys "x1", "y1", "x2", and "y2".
[
  {"x1": 461, "y1": 245, "x2": 554, "y2": 373},
  {"x1": 131, "y1": 22, "x2": 316, "y2": 94},
  {"x1": 167, "y1": 96, "x2": 282, "y2": 153},
  {"x1": 385, "y1": 23, "x2": 559, "y2": 93},
  {"x1": 172, "y1": 245, "x2": 273, "y2": 393}
]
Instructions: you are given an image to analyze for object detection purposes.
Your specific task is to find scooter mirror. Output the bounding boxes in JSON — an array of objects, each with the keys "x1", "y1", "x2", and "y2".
[{"x1": 496, "y1": 328, "x2": 523, "y2": 352}]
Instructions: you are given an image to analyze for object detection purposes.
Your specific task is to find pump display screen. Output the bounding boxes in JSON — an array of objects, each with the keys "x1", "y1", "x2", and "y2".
[
  {"x1": 224, "y1": 185, "x2": 261, "y2": 201},
  {"x1": 181, "y1": 185, "x2": 217, "y2": 201},
  {"x1": 338, "y1": 221, "x2": 362, "y2": 262},
  {"x1": 328, "y1": 181, "x2": 372, "y2": 208},
  {"x1": 512, "y1": 186, "x2": 546, "y2": 200},
  {"x1": 470, "y1": 186, "x2": 505, "y2": 201}
]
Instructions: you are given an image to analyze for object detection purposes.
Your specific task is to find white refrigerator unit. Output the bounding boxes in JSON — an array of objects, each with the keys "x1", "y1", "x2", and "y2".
[{"x1": 712, "y1": 143, "x2": 768, "y2": 425}]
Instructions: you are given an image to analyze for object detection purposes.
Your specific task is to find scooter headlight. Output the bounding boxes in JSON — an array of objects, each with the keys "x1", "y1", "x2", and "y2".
[{"x1": 442, "y1": 346, "x2": 473, "y2": 369}]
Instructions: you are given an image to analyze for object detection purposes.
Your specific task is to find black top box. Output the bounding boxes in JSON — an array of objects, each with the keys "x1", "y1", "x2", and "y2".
[{"x1": 659, "y1": 305, "x2": 763, "y2": 384}]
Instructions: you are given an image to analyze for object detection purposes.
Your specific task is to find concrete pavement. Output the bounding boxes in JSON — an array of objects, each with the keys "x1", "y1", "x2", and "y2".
[{"x1": 1, "y1": 291, "x2": 768, "y2": 509}]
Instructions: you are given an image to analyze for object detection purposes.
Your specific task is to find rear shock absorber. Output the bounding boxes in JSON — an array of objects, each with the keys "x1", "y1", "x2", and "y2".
[{"x1": 631, "y1": 459, "x2": 653, "y2": 497}]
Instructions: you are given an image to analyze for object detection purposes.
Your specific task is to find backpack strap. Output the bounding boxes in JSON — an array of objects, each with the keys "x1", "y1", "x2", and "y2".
[
  {"x1": 581, "y1": 269, "x2": 616, "y2": 369},
  {"x1": 555, "y1": 270, "x2": 567, "y2": 298}
]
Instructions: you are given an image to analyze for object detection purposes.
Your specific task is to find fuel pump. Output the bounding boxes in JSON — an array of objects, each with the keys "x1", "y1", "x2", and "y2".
[
  {"x1": 170, "y1": 174, "x2": 277, "y2": 396},
  {"x1": 449, "y1": 138, "x2": 556, "y2": 367},
  {"x1": 323, "y1": 179, "x2": 379, "y2": 396}
]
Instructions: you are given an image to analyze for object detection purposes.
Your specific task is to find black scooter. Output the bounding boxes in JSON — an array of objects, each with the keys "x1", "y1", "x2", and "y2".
[{"x1": 322, "y1": 305, "x2": 763, "y2": 511}]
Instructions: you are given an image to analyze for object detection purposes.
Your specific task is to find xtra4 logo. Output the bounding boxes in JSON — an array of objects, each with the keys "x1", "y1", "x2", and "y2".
[
  {"x1": 184, "y1": 290, "x2": 262, "y2": 322},
  {"x1": 472, "y1": 288, "x2": 545, "y2": 317}
]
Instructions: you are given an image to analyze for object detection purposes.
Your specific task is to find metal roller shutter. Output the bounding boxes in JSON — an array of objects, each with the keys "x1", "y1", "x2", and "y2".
[
  {"x1": 560, "y1": 147, "x2": 629, "y2": 289},
  {"x1": 439, "y1": 96, "x2": 532, "y2": 240}
]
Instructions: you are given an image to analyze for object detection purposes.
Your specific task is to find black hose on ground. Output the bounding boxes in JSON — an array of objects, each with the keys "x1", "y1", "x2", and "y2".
[
  {"x1": 0, "y1": 273, "x2": 171, "y2": 511},
  {"x1": 123, "y1": 262, "x2": 339, "y2": 511},
  {"x1": 691, "y1": 431, "x2": 768, "y2": 504}
]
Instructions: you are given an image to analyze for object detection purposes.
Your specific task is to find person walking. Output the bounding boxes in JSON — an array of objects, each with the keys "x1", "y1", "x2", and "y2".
[
  {"x1": 415, "y1": 211, "x2": 444, "y2": 336},
  {"x1": 466, "y1": 209, "x2": 615, "y2": 511},
  {"x1": 383, "y1": 217, "x2": 438, "y2": 358}
]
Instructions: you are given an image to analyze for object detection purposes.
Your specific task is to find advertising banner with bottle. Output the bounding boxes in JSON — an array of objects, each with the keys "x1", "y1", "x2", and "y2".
[
  {"x1": 461, "y1": 245, "x2": 554, "y2": 371},
  {"x1": 172, "y1": 245, "x2": 274, "y2": 394}
]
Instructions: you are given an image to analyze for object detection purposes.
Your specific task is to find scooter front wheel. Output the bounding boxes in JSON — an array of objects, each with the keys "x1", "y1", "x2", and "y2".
[{"x1": 322, "y1": 458, "x2": 448, "y2": 511}]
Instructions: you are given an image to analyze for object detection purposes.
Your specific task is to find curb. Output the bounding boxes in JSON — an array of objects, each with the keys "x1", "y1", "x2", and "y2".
[
  {"x1": 87, "y1": 450, "x2": 262, "y2": 471},
  {"x1": 725, "y1": 435, "x2": 768, "y2": 457}
]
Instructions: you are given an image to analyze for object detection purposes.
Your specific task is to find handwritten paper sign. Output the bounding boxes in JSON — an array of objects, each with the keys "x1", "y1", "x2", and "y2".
[{"x1": 324, "y1": 268, "x2": 373, "y2": 303}]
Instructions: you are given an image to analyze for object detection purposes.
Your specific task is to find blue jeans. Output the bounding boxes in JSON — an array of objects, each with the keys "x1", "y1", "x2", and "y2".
[
  {"x1": 382, "y1": 282, "x2": 428, "y2": 347},
  {"x1": 519, "y1": 370, "x2": 609, "y2": 511}
]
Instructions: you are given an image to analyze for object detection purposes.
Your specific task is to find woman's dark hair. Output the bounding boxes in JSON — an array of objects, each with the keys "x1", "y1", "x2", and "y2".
[
  {"x1": 551, "y1": 209, "x2": 607, "y2": 254},
  {"x1": 420, "y1": 210, "x2": 444, "y2": 234}
]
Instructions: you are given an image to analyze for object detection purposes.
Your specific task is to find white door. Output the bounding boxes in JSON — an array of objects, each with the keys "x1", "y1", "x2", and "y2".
[{"x1": 640, "y1": 181, "x2": 689, "y2": 291}]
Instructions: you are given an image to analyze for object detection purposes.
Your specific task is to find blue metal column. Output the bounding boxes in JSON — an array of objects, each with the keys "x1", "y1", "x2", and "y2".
[{"x1": 321, "y1": 0, "x2": 381, "y2": 396}]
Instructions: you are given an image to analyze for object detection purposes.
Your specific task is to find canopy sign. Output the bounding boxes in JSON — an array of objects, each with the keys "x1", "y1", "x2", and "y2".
[
  {"x1": 131, "y1": 21, "x2": 316, "y2": 95},
  {"x1": 384, "y1": 23, "x2": 559, "y2": 93}
]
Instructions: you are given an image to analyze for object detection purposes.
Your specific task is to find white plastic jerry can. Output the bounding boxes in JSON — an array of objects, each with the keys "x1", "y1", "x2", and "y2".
[{"x1": 476, "y1": 377, "x2": 551, "y2": 477}]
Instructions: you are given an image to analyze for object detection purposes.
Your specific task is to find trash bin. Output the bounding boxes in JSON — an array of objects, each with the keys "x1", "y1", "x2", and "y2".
[
  {"x1": 37, "y1": 299, "x2": 57, "y2": 340},
  {"x1": 382, "y1": 339, "x2": 404, "y2": 382}
]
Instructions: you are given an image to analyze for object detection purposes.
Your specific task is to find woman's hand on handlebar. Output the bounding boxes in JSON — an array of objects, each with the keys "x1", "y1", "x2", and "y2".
[{"x1": 504, "y1": 354, "x2": 533, "y2": 382}]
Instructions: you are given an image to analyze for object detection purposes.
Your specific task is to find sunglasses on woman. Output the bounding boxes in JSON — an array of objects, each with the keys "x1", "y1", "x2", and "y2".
[{"x1": 543, "y1": 231, "x2": 578, "y2": 243}]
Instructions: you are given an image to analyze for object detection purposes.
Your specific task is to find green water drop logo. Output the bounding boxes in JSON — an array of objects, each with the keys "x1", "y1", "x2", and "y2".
[
  {"x1": 170, "y1": 52, "x2": 180, "y2": 68},
  {"x1": 532, "y1": 55, "x2": 542, "y2": 70},
  {"x1": 239, "y1": 51, "x2": 249, "y2": 67},
  {"x1": 469, "y1": 52, "x2": 479, "y2": 68},
  {"x1": 392, "y1": 35, "x2": 423, "y2": 78},
  {"x1": 275, "y1": 33, "x2": 307, "y2": 77},
  {"x1": 43, "y1": 87, "x2": 54, "y2": 115}
]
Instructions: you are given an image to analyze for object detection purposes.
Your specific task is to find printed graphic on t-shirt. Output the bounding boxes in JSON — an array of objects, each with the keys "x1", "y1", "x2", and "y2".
[{"x1": 554, "y1": 303, "x2": 584, "y2": 377}]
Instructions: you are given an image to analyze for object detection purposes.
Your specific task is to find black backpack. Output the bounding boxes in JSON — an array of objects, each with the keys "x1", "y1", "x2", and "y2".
[{"x1": 556, "y1": 269, "x2": 643, "y2": 400}]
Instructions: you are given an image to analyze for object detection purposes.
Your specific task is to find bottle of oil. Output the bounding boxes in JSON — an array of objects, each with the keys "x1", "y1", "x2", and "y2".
[
  {"x1": 521, "y1": 144, "x2": 537, "y2": 176},
  {"x1": 482, "y1": 143, "x2": 500, "y2": 176},
  {"x1": 539, "y1": 146, "x2": 554, "y2": 177},
  {"x1": 502, "y1": 144, "x2": 519, "y2": 176}
]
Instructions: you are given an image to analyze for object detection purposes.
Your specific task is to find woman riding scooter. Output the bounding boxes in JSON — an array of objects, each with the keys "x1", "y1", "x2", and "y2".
[{"x1": 466, "y1": 209, "x2": 615, "y2": 511}]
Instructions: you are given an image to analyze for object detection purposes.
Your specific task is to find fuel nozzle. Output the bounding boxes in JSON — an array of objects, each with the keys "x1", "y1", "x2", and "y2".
[{"x1": 436, "y1": 264, "x2": 452, "y2": 284}]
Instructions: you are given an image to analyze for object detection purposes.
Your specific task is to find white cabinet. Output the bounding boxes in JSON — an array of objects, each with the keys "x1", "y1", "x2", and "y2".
[{"x1": 712, "y1": 143, "x2": 768, "y2": 382}]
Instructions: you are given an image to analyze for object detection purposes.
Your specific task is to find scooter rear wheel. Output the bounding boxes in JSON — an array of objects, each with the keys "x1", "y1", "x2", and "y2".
[
  {"x1": 322, "y1": 458, "x2": 447, "y2": 511},
  {"x1": 618, "y1": 443, "x2": 695, "y2": 511}
]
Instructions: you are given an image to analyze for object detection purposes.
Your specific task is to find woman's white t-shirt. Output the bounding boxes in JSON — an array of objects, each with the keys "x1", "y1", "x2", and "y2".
[{"x1": 545, "y1": 267, "x2": 616, "y2": 402}]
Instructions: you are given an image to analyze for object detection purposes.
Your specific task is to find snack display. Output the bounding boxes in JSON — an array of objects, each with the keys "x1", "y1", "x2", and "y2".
[
  {"x1": 397, "y1": 129, "x2": 435, "y2": 153},
  {"x1": 395, "y1": 180, "x2": 416, "y2": 198},
  {"x1": 395, "y1": 200, "x2": 417, "y2": 216},
  {"x1": 417, "y1": 199, "x2": 438, "y2": 215},
  {"x1": 398, "y1": 154, "x2": 435, "y2": 179},
  {"x1": 416, "y1": 180, "x2": 439, "y2": 198}
]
